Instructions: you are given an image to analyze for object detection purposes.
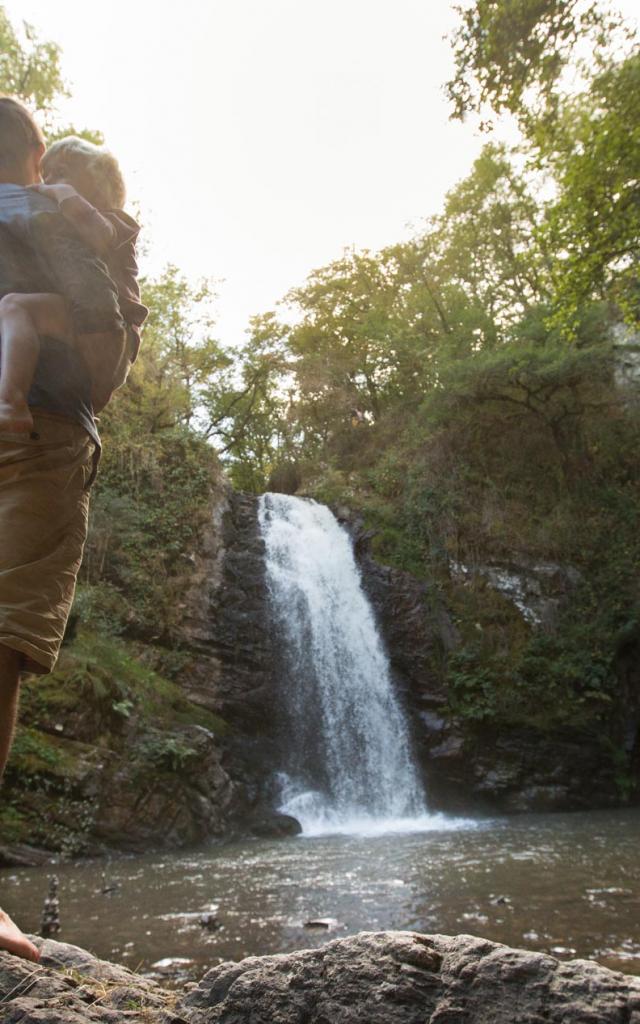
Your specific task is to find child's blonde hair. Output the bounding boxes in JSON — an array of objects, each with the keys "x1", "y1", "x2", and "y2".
[{"x1": 42, "y1": 136, "x2": 126, "y2": 210}]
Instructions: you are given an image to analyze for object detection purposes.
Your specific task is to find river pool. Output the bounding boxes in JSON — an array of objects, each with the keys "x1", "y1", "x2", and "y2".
[{"x1": 2, "y1": 808, "x2": 639, "y2": 985}]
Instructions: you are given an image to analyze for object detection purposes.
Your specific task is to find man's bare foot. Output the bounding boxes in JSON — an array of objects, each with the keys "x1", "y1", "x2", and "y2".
[
  {"x1": 0, "y1": 398, "x2": 34, "y2": 433},
  {"x1": 0, "y1": 909, "x2": 40, "y2": 962}
]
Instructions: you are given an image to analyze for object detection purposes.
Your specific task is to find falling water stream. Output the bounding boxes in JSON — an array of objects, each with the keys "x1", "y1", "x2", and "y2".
[{"x1": 258, "y1": 493, "x2": 463, "y2": 835}]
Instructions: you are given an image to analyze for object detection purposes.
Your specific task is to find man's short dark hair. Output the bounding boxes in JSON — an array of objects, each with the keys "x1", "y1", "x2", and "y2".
[{"x1": 0, "y1": 96, "x2": 45, "y2": 172}]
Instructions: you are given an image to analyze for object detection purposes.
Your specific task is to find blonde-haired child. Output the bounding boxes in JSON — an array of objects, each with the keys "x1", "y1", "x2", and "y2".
[{"x1": 0, "y1": 135, "x2": 148, "y2": 431}]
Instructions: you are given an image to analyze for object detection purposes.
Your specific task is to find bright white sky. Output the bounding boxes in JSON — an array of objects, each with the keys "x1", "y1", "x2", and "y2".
[{"x1": 5, "y1": 0, "x2": 639, "y2": 347}]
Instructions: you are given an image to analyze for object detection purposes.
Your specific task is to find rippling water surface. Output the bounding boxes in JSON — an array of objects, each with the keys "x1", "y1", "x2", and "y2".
[{"x1": 2, "y1": 809, "x2": 640, "y2": 985}]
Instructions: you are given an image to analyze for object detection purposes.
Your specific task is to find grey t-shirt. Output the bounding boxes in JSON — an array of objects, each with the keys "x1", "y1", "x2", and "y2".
[{"x1": 0, "y1": 183, "x2": 125, "y2": 447}]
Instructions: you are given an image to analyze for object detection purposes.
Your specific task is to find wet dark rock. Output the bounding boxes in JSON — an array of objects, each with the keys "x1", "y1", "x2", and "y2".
[
  {"x1": 421, "y1": 721, "x2": 623, "y2": 813},
  {"x1": 0, "y1": 843, "x2": 55, "y2": 868},
  {"x1": 178, "y1": 490, "x2": 299, "y2": 830},
  {"x1": 304, "y1": 917, "x2": 344, "y2": 930},
  {"x1": 356, "y1": 546, "x2": 458, "y2": 710},
  {"x1": 268, "y1": 462, "x2": 302, "y2": 494},
  {"x1": 249, "y1": 812, "x2": 303, "y2": 838},
  {"x1": 4, "y1": 932, "x2": 639, "y2": 1024},
  {"x1": 89, "y1": 724, "x2": 237, "y2": 853},
  {"x1": 199, "y1": 914, "x2": 221, "y2": 932},
  {"x1": 180, "y1": 491, "x2": 277, "y2": 739}
]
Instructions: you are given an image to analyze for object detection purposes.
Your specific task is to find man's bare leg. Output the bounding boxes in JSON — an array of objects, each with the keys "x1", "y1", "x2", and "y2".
[
  {"x1": 0, "y1": 644, "x2": 40, "y2": 963},
  {"x1": 0, "y1": 292, "x2": 72, "y2": 433}
]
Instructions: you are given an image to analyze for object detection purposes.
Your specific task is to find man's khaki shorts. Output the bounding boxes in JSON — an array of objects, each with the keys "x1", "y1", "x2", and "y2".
[{"x1": 0, "y1": 412, "x2": 96, "y2": 674}]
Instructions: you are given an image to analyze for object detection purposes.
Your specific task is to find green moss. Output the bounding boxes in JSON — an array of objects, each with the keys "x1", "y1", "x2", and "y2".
[
  {"x1": 4, "y1": 627, "x2": 231, "y2": 855},
  {"x1": 0, "y1": 804, "x2": 30, "y2": 844},
  {"x1": 21, "y1": 630, "x2": 228, "y2": 738}
]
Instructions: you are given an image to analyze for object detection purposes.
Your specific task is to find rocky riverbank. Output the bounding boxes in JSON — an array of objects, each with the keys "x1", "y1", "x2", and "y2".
[{"x1": 2, "y1": 930, "x2": 639, "y2": 1023}]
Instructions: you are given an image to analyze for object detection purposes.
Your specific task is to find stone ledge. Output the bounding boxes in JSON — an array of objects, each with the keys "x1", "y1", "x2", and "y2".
[{"x1": 1, "y1": 930, "x2": 639, "y2": 1023}]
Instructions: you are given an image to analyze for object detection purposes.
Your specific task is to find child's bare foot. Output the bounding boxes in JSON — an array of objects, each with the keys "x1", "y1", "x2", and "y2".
[
  {"x1": 0, "y1": 398, "x2": 34, "y2": 432},
  {"x1": 0, "y1": 909, "x2": 40, "y2": 962}
]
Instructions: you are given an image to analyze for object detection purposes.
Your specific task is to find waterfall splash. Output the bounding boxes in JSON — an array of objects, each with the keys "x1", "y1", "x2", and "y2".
[{"x1": 258, "y1": 493, "x2": 470, "y2": 837}]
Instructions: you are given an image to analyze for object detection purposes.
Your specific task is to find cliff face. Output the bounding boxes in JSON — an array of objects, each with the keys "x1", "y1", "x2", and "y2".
[
  {"x1": 349, "y1": 516, "x2": 639, "y2": 812},
  {"x1": 177, "y1": 490, "x2": 285, "y2": 825},
  {"x1": 180, "y1": 491, "x2": 275, "y2": 732}
]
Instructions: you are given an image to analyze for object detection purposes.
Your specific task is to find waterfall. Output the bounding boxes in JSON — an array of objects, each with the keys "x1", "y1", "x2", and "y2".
[{"x1": 258, "y1": 493, "x2": 458, "y2": 836}]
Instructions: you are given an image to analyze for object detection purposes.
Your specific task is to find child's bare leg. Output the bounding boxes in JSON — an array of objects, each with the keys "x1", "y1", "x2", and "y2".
[{"x1": 0, "y1": 293, "x2": 72, "y2": 432}]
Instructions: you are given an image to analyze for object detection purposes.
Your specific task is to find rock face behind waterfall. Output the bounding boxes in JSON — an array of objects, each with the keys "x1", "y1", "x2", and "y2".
[
  {"x1": 339, "y1": 510, "x2": 628, "y2": 813},
  {"x1": 178, "y1": 490, "x2": 284, "y2": 828},
  {"x1": 180, "y1": 490, "x2": 275, "y2": 729},
  {"x1": 2, "y1": 933, "x2": 639, "y2": 1024}
]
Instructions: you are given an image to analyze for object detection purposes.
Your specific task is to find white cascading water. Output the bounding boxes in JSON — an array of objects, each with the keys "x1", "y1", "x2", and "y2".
[{"x1": 259, "y1": 493, "x2": 467, "y2": 836}]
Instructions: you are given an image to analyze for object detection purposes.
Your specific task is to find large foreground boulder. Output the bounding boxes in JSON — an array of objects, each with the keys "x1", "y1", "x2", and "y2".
[{"x1": 1, "y1": 930, "x2": 639, "y2": 1023}]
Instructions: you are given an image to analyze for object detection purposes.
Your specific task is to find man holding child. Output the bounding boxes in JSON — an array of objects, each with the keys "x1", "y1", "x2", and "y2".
[{"x1": 0, "y1": 97, "x2": 146, "y2": 961}]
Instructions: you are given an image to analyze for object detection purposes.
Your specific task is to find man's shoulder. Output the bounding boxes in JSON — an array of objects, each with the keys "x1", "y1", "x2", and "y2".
[
  {"x1": 0, "y1": 182, "x2": 58, "y2": 219},
  {"x1": 0, "y1": 181, "x2": 70, "y2": 266}
]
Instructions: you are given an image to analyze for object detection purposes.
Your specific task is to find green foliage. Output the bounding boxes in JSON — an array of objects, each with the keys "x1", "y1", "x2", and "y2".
[
  {"x1": 544, "y1": 53, "x2": 640, "y2": 332},
  {"x1": 444, "y1": 466, "x2": 640, "y2": 734},
  {"x1": 84, "y1": 425, "x2": 217, "y2": 639},
  {"x1": 0, "y1": 7, "x2": 67, "y2": 112},
  {"x1": 445, "y1": 0, "x2": 628, "y2": 131},
  {"x1": 5, "y1": 629, "x2": 229, "y2": 854},
  {"x1": 36, "y1": 630, "x2": 228, "y2": 735},
  {"x1": 127, "y1": 266, "x2": 226, "y2": 432},
  {"x1": 10, "y1": 727, "x2": 64, "y2": 771},
  {"x1": 600, "y1": 737, "x2": 637, "y2": 801},
  {"x1": 138, "y1": 735, "x2": 198, "y2": 772},
  {"x1": 0, "y1": 804, "x2": 29, "y2": 843},
  {"x1": 72, "y1": 582, "x2": 132, "y2": 637},
  {"x1": 0, "y1": 5, "x2": 101, "y2": 140}
]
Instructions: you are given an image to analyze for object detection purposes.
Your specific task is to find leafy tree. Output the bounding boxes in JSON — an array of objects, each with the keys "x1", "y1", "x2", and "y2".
[
  {"x1": 543, "y1": 53, "x2": 640, "y2": 330},
  {"x1": 102, "y1": 265, "x2": 226, "y2": 439},
  {"x1": 426, "y1": 144, "x2": 550, "y2": 333},
  {"x1": 0, "y1": 6, "x2": 101, "y2": 142},
  {"x1": 200, "y1": 312, "x2": 291, "y2": 491},
  {"x1": 0, "y1": 6, "x2": 66, "y2": 112},
  {"x1": 445, "y1": 0, "x2": 627, "y2": 132}
]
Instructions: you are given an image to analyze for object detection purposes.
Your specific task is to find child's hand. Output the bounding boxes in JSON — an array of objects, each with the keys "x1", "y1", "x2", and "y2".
[{"x1": 29, "y1": 183, "x2": 79, "y2": 205}]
